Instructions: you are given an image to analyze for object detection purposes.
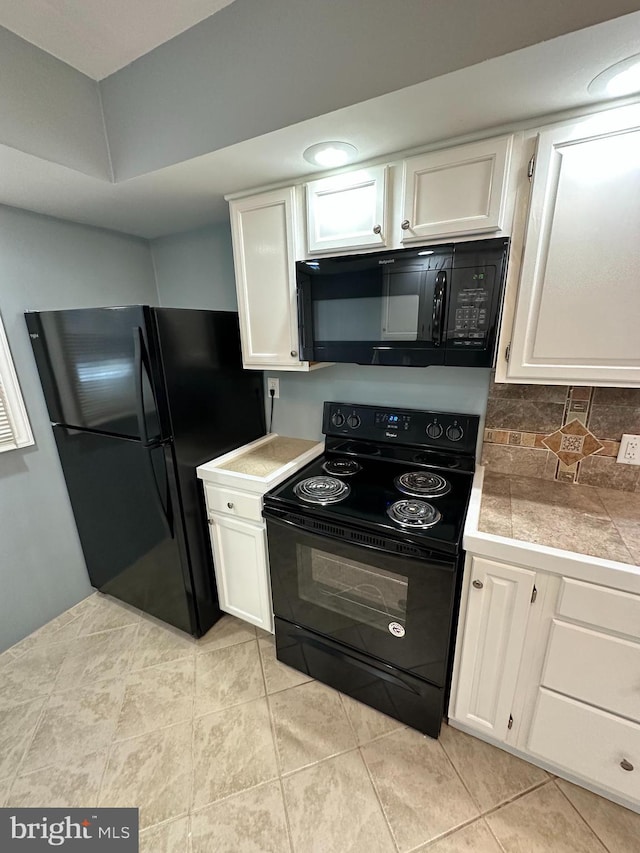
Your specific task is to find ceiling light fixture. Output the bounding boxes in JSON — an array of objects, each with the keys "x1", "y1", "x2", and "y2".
[
  {"x1": 588, "y1": 53, "x2": 640, "y2": 97},
  {"x1": 303, "y1": 141, "x2": 358, "y2": 168}
]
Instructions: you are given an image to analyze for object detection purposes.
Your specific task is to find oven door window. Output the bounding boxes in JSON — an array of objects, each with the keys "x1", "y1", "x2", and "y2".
[
  {"x1": 267, "y1": 519, "x2": 457, "y2": 686},
  {"x1": 298, "y1": 545, "x2": 408, "y2": 633}
]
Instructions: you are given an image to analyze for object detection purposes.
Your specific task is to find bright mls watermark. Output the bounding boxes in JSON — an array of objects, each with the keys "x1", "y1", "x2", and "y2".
[{"x1": 0, "y1": 809, "x2": 138, "y2": 850}]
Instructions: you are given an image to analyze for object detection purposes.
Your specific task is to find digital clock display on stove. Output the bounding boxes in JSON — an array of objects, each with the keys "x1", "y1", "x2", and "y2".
[{"x1": 375, "y1": 412, "x2": 410, "y2": 428}]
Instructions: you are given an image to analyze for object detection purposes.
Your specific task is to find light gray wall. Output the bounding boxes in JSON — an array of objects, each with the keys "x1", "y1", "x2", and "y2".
[
  {"x1": 266, "y1": 366, "x2": 491, "y2": 446},
  {"x1": 0, "y1": 205, "x2": 157, "y2": 651},
  {"x1": 99, "y1": 0, "x2": 640, "y2": 180},
  {"x1": 0, "y1": 27, "x2": 110, "y2": 179},
  {"x1": 151, "y1": 222, "x2": 237, "y2": 310}
]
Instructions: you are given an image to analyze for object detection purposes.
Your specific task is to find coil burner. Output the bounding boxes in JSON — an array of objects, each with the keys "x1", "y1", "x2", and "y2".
[
  {"x1": 294, "y1": 476, "x2": 351, "y2": 505},
  {"x1": 386, "y1": 499, "x2": 442, "y2": 529},
  {"x1": 322, "y1": 458, "x2": 362, "y2": 477},
  {"x1": 394, "y1": 471, "x2": 451, "y2": 498}
]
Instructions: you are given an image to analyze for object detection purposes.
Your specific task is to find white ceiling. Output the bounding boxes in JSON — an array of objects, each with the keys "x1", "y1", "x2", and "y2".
[
  {"x1": 0, "y1": 0, "x2": 237, "y2": 79},
  {"x1": 2, "y1": 11, "x2": 640, "y2": 238}
]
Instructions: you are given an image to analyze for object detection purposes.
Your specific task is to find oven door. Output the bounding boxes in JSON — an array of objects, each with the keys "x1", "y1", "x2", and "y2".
[{"x1": 266, "y1": 515, "x2": 458, "y2": 686}]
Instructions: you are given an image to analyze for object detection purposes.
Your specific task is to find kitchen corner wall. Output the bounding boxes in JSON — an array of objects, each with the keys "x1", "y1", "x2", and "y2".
[
  {"x1": 151, "y1": 223, "x2": 237, "y2": 311},
  {"x1": 0, "y1": 205, "x2": 158, "y2": 651},
  {"x1": 482, "y1": 377, "x2": 640, "y2": 492}
]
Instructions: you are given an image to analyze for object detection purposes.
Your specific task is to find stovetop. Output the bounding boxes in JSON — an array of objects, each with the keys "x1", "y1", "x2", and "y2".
[{"x1": 263, "y1": 402, "x2": 479, "y2": 555}]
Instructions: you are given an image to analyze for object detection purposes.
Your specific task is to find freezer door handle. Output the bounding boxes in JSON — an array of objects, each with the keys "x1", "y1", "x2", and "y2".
[
  {"x1": 133, "y1": 326, "x2": 161, "y2": 446},
  {"x1": 145, "y1": 444, "x2": 174, "y2": 538}
]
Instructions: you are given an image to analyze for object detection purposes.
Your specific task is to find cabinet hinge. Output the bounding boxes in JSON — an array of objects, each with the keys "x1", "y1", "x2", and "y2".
[
  {"x1": 505, "y1": 343, "x2": 511, "y2": 362},
  {"x1": 507, "y1": 714, "x2": 514, "y2": 730},
  {"x1": 527, "y1": 156, "x2": 535, "y2": 181},
  {"x1": 531, "y1": 585, "x2": 538, "y2": 604}
]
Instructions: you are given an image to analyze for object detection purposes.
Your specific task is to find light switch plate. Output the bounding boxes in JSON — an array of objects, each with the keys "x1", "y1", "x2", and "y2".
[{"x1": 617, "y1": 434, "x2": 640, "y2": 465}]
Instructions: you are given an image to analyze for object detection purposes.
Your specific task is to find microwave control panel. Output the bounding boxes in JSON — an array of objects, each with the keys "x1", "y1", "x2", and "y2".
[{"x1": 449, "y1": 267, "x2": 496, "y2": 348}]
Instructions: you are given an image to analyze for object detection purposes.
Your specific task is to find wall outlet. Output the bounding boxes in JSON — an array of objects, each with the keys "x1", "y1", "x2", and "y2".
[
  {"x1": 267, "y1": 377, "x2": 280, "y2": 399},
  {"x1": 617, "y1": 434, "x2": 640, "y2": 466}
]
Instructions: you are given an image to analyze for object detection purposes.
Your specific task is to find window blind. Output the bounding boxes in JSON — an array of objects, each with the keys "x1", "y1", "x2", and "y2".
[
  {"x1": 0, "y1": 312, "x2": 34, "y2": 453},
  {"x1": 0, "y1": 381, "x2": 16, "y2": 450}
]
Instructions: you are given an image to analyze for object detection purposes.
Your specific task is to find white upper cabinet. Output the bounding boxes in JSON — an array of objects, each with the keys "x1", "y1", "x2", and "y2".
[
  {"x1": 503, "y1": 106, "x2": 640, "y2": 386},
  {"x1": 306, "y1": 166, "x2": 388, "y2": 253},
  {"x1": 400, "y1": 135, "x2": 513, "y2": 243},
  {"x1": 229, "y1": 187, "x2": 313, "y2": 371}
]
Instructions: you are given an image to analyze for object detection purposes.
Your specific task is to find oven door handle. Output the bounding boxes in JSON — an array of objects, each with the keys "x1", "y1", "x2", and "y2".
[
  {"x1": 262, "y1": 508, "x2": 454, "y2": 570},
  {"x1": 300, "y1": 635, "x2": 422, "y2": 695}
]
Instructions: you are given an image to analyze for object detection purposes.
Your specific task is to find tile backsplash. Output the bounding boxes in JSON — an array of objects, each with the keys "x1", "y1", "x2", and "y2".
[{"x1": 482, "y1": 380, "x2": 640, "y2": 492}]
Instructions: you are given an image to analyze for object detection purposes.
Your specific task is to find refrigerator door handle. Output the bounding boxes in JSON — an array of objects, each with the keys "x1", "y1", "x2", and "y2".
[
  {"x1": 146, "y1": 444, "x2": 175, "y2": 538},
  {"x1": 134, "y1": 326, "x2": 153, "y2": 445}
]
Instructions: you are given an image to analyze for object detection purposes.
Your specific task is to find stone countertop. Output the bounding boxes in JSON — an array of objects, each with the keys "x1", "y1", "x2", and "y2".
[
  {"x1": 478, "y1": 471, "x2": 640, "y2": 567},
  {"x1": 216, "y1": 436, "x2": 319, "y2": 478}
]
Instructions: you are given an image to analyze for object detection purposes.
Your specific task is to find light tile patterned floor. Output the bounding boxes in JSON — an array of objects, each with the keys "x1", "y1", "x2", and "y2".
[{"x1": 0, "y1": 593, "x2": 638, "y2": 852}]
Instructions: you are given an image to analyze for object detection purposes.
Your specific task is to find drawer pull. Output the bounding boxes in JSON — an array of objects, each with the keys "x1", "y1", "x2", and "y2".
[
  {"x1": 472, "y1": 580, "x2": 484, "y2": 589},
  {"x1": 620, "y1": 759, "x2": 634, "y2": 772},
  {"x1": 227, "y1": 502, "x2": 234, "y2": 509}
]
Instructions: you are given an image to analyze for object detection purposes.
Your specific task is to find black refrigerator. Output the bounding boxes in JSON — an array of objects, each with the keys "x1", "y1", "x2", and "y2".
[{"x1": 25, "y1": 306, "x2": 265, "y2": 637}]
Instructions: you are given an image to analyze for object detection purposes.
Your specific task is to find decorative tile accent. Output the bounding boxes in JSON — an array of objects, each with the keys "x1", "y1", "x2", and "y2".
[
  {"x1": 560, "y1": 434, "x2": 584, "y2": 454},
  {"x1": 570, "y1": 387, "x2": 592, "y2": 402},
  {"x1": 542, "y1": 420, "x2": 603, "y2": 467},
  {"x1": 484, "y1": 377, "x2": 635, "y2": 491}
]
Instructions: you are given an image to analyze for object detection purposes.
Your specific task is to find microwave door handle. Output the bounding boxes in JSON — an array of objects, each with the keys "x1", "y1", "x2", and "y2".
[{"x1": 432, "y1": 271, "x2": 446, "y2": 347}]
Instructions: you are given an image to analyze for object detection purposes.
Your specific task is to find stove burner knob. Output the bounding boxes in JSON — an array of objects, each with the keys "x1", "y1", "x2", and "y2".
[
  {"x1": 347, "y1": 414, "x2": 361, "y2": 429},
  {"x1": 446, "y1": 424, "x2": 464, "y2": 442},
  {"x1": 331, "y1": 412, "x2": 345, "y2": 428},
  {"x1": 426, "y1": 422, "x2": 443, "y2": 440}
]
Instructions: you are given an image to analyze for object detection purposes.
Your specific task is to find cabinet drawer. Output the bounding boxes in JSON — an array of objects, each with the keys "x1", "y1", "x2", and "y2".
[
  {"x1": 543, "y1": 620, "x2": 640, "y2": 723},
  {"x1": 528, "y1": 688, "x2": 640, "y2": 802},
  {"x1": 557, "y1": 578, "x2": 640, "y2": 640},
  {"x1": 204, "y1": 484, "x2": 263, "y2": 523}
]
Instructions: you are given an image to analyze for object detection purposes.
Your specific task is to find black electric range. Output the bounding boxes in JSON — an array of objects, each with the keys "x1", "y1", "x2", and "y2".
[{"x1": 263, "y1": 401, "x2": 479, "y2": 738}]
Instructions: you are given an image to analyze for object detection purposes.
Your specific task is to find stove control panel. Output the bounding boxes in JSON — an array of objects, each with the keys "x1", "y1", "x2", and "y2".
[{"x1": 323, "y1": 402, "x2": 479, "y2": 455}]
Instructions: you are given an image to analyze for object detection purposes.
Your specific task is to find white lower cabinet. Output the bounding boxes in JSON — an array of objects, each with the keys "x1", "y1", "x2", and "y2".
[
  {"x1": 208, "y1": 512, "x2": 273, "y2": 632},
  {"x1": 450, "y1": 556, "x2": 640, "y2": 812},
  {"x1": 197, "y1": 434, "x2": 324, "y2": 635},
  {"x1": 528, "y1": 689, "x2": 640, "y2": 802},
  {"x1": 452, "y1": 557, "x2": 535, "y2": 739}
]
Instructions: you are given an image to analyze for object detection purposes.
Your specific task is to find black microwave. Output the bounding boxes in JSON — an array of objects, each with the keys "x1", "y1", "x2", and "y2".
[{"x1": 297, "y1": 237, "x2": 509, "y2": 367}]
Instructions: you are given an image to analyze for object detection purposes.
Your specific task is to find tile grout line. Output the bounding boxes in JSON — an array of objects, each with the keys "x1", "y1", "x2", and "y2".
[
  {"x1": 254, "y1": 638, "x2": 295, "y2": 853},
  {"x1": 479, "y1": 777, "x2": 553, "y2": 820},
  {"x1": 553, "y1": 779, "x2": 613, "y2": 853},
  {"x1": 186, "y1": 628, "x2": 197, "y2": 853},
  {"x1": 438, "y1": 733, "x2": 484, "y2": 813},
  {"x1": 96, "y1": 621, "x2": 142, "y2": 810},
  {"x1": 8, "y1": 640, "x2": 78, "y2": 791},
  {"x1": 357, "y1": 743, "x2": 401, "y2": 853}
]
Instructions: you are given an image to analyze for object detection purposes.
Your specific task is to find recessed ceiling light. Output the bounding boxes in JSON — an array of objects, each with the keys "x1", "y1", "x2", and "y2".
[
  {"x1": 588, "y1": 54, "x2": 640, "y2": 97},
  {"x1": 303, "y1": 141, "x2": 358, "y2": 168},
  {"x1": 418, "y1": 250, "x2": 434, "y2": 256}
]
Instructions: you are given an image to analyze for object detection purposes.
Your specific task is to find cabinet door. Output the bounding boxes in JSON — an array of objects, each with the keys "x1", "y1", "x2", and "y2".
[
  {"x1": 229, "y1": 188, "x2": 306, "y2": 371},
  {"x1": 306, "y1": 166, "x2": 388, "y2": 253},
  {"x1": 401, "y1": 135, "x2": 512, "y2": 242},
  {"x1": 506, "y1": 106, "x2": 640, "y2": 385},
  {"x1": 209, "y1": 513, "x2": 273, "y2": 632},
  {"x1": 453, "y1": 557, "x2": 535, "y2": 740}
]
